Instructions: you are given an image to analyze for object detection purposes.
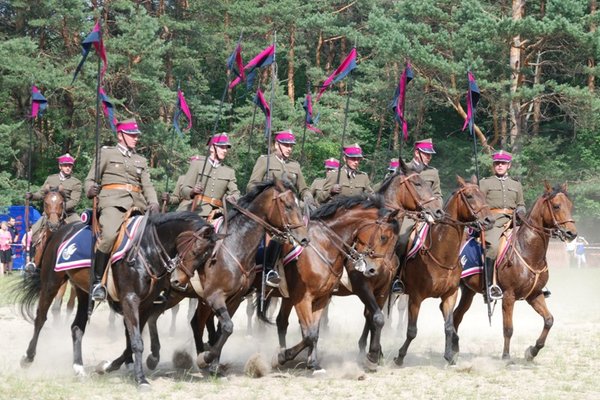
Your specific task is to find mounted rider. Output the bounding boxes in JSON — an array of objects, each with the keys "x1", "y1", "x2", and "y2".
[
  {"x1": 309, "y1": 158, "x2": 340, "y2": 205},
  {"x1": 247, "y1": 130, "x2": 316, "y2": 287},
  {"x1": 180, "y1": 133, "x2": 240, "y2": 220},
  {"x1": 318, "y1": 143, "x2": 373, "y2": 203},
  {"x1": 161, "y1": 155, "x2": 201, "y2": 212},
  {"x1": 479, "y1": 150, "x2": 525, "y2": 301},
  {"x1": 374, "y1": 158, "x2": 400, "y2": 191},
  {"x1": 26, "y1": 153, "x2": 82, "y2": 239},
  {"x1": 392, "y1": 138, "x2": 443, "y2": 294},
  {"x1": 85, "y1": 118, "x2": 159, "y2": 302}
]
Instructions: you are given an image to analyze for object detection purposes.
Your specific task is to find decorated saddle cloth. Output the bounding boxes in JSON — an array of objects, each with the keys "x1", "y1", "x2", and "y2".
[
  {"x1": 55, "y1": 216, "x2": 145, "y2": 271},
  {"x1": 406, "y1": 221, "x2": 430, "y2": 259},
  {"x1": 459, "y1": 236, "x2": 483, "y2": 278}
]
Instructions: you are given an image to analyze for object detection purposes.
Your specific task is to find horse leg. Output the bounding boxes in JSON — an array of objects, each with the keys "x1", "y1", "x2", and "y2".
[
  {"x1": 51, "y1": 280, "x2": 68, "y2": 324},
  {"x1": 169, "y1": 303, "x2": 180, "y2": 337},
  {"x1": 394, "y1": 295, "x2": 422, "y2": 366},
  {"x1": 198, "y1": 297, "x2": 234, "y2": 376},
  {"x1": 275, "y1": 297, "x2": 315, "y2": 369},
  {"x1": 71, "y1": 288, "x2": 90, "y2": 376},
  {"x1": 146, "y1": 311, "x2": 161, "y2": 370},
  {"x1": 357, "y1": 318, "x2": 370, "y2": 356},
  {"x1": 191, "y1": 301, "x2": 211, "y2": 354},
  {"x1": 304, "y1": 302, "x2": 326, "y2": 372},
  {"x1": 66, "y1": 283, "x2": 76, "y2": 316},
  {"x1": 396, "y1": 294, "x2": 409, "y2": 332},
  {"x1": 501, "y1": 294, "x2": 516, "y2": 360},
  {"x1": 245, "y1": 293, "x2": 255, "y2": 335},
  {"x1": 440, "y1": 290, "x2": 460, "y2": 365},
  {"x1": 120, "y1": 293, "x2": 148, "y2": 386},
  {"x1": 524, "y1": 294, "x2": 553, "y2": 361},
  {"x1": 276, "y1": 298, "x2": 294, "y2": 350}
]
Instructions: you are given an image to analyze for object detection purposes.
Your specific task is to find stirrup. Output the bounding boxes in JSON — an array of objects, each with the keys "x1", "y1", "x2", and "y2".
[
  {"x1": 265, "y1": 270, "x2": 281, "y2": 288},
  {"x1": 391, "y1": 279, "x2": 405, "y2": 295},
  {"x1": 24, "y1": 262, "x2": 37, "y2": 274},
  {"x1": 542, "y1": 287, "x2": 551, "y2": 298},
  {"x1": 153, "y1": 291, "x2": 168, "y2": 305},
  {"x1": 91, "y1": 284, "x2": 107, "y2": 302},
  {"x1": 488, "y1": 284, "x2": 503, "y2": 301}
]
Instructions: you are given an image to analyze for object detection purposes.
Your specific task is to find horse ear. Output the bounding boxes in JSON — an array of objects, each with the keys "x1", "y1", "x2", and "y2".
[
  {"x1": 399, "y1": 158, "x2": 408, "y2": 175},
  {"x1": 560, "y1": 182, "x2": 568, "y2": 193},
  {"x1": 456, "y1": 175, "x2": 466, "y2": 187},
  {"x1": 470, "y1": 175, "x2": 478, "y2": 185},
  {"x1": 387, "y1": 208, "x2": 400, "y2": 221},
  {"x1": 544, "y1": 180, "x2": 552, "y2": 193}
]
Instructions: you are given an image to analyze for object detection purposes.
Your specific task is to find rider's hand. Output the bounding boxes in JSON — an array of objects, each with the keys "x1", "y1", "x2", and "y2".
[
  {"x1": 25, "y1": 192, "x2": 33, "y2": 201},
  {"x1": 225, "y1": 195, "x2": 236, "y2": 204},
  {"x1": 161, "y1": 192, "x2": 170, "y2": 203},
  {"x1": 147, "y1": 202, "x2": 160, "y2": 215},
  {"x1": 192, "y1": 183, "x2": 204, "y2": 196},
  {"x1": 330, "y1": 184, "x2": 342, "y2": 194},
  {"x1": 86, "y1": 184, "x2": 100, "y2": 199}
]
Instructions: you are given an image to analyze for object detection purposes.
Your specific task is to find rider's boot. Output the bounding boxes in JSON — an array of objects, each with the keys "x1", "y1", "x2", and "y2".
[
  {"x1": 91, "y1": 251, "x2": 110, "y2": 302},
  {"x1": 485, "y1": 257, "x2": 503, "y2": 303},
  {"x1": 264, "y1": 239, "x2": 282, "y2": 288}
]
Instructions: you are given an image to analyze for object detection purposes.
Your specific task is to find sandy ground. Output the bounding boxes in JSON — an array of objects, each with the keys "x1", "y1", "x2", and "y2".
[{"x1": 1, "y1": 251, "x2": 599, "y2": 400}]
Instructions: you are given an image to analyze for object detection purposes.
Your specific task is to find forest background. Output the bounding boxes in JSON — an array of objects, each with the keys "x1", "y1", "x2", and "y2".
[{"x1": 1, "y1": 0, "x2": 599, "y2": 237}]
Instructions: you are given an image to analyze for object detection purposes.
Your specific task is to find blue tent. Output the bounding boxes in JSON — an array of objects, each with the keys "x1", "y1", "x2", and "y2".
[{"x1": 0, "y1": 206, "x2": 41, "y2": 270}]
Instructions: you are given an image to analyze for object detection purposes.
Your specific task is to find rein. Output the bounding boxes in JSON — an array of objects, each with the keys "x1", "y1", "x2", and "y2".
[{"x1": 396, "y1": 172, "x2": 438, "y2": 210}]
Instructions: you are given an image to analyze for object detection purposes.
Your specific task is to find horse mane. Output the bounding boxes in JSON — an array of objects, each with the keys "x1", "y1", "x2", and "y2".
[
  {"x1": 311, "y1": 193, "x2": 387, "y2": 220},
  {"x1": 149, "y1": 211, "x2": 209, "y2": 231},
  {"x1": 546, "y1": 184, "x2": 570, "y2": 200},
  {"x1": 228, "y1": 179, "x2": 296, "y2": 219},
  {"x1": 376, "y1": 171, "x2": 404, "y2": 194}
]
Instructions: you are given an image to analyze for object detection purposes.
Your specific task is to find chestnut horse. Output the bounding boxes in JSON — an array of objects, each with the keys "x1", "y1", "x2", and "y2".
[
  {"x1": 103, "y1": 178, "x2": 309, "y2": 376},
  {"x1": 394, "y1": 176, "x2": 494, "y2": 366},
  {"x1": 453, "y1": 182, "x2": 577, "y2": 361},
  {"x1": 17, "y1": 211, "x2": 218, "y2": 387},
  {"x1": 271, "y1": 194, "x2": 400, "y2": 372}
]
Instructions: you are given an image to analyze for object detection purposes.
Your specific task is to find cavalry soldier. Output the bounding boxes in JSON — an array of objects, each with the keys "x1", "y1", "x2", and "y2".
[
  {"x1": 309, "y1": 158, "x2": 339, "y2": 205},
  {"x1": 247, "y1": 130, "x2": 316, "y2": 287},
  {"x1": 160, "y1": 155, "x2": 201, "y2": 212},
  {"x1": 180, "y1": 134, "x2": 240, "y2": 219},
  {"x1": 318, "y1": 143, "x2": 373, "y2": 203},
  {"x1": 85, "y1": 118, "x2": 159, "y2": 302},
  {"x1": 479, "y1": 150, "x2": 525, "y2": 301},
  {"x1": 26, "y1": 153, "x2": 82, "y2": 238}
]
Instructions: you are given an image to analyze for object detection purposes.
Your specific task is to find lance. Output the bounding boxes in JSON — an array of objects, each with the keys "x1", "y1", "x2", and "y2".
[
  {"x1": 25, "y1": 86, "x2": 34, "y2": 268},
  {"x1": 88, "y1": 50, "x2": 103, "y2": 318},
  {"x1": 192, "y1": 32, "x2": 243, "y2": 212},
  {"x1": 162, "y1": 82, "x2": 181, "y2": 213},
  {"x1": 336, "y1": 72, "x2": 354, "y2": 185},
  {"x1": 260, "y1": 31, "x2": 277, "y2": 314},
  {"x1": 299, "y1": 81, "x2": 311, "y2": 163}
]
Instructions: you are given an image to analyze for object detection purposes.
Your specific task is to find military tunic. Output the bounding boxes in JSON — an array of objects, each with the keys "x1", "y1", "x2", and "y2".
[
  {"x1": 31, "y1": 173, "x2": 82, "y2": 236},
  {"x1": 168, "y1": 176, "x2": 185, "y2": 206},
  {"x1": 479, "y1": 175, "x2": 525, "y2": 258},
  {"x1": 406, "y1": 159, "x2": 442, "y2": 201},
  {"x1": 318, "y1": 166, "x2": 373, "y2": 203},
  {"x1": 84, "y1": 145, "x2": 158, "y2": 253},
  {"x1": 309, "y1": 177, "x2": 326, "y2": 205},
  {"x1": 180, "y1": 156, "x2": 240, "y2": 217},
  {"x1": 247, "y1": 154, "x2": 312, "y2": 200}
]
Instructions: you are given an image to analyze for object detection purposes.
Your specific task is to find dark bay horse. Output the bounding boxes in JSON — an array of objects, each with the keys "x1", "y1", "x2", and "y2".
[
  {"x1": 394, "y1": 176, "x2": 494, "y2": 366},
  {"x1": 17, "y1": 211, "x2": 218, "y2": 386},
  {"x1": 103, "y1": 178, "x2": 309, "y2": 376},
  {"x1": 453, "y1": 182, "x2": 577, "y2": 361},
  {"x1": 271, "y1": 194, "x2": 400, "y2": 372},
  {"x1": 330, "y1": 166, "x2": 445, "y2": 370}
]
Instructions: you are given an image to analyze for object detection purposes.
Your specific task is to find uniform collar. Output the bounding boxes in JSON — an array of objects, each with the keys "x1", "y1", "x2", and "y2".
[
  {"x1": 208, "y1": 157, "x2": 221, "y2": 168},
  {"x1": 344, "y1": 165, "x2": 356, "y2": 179},
  {"x1": 275, "y1": 155, "x2": 288, "y2": 164},
  {"x1": 58, "y1": 172, "x2": 70, "y2": 181},
  {"x1": 495, "y1": 174, "x2": 509, "y2": 181},
  {"x1": 117, "y1": 143, "x2": 133, "y2": 157}
]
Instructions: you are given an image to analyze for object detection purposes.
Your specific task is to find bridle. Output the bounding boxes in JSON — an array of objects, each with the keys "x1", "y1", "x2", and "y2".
[
  {"x1": 44, "y1": 192, "x2": 67, "y2": 230},
  {"x1": 441, "y1": 184, "x2": 491, "y2": 229},
  {"x1": 519, "y1": 193, "x2": 574, "y2": 241},
  {"x1": 390, "y1": 173, "x2": 438, "y2": 218}
]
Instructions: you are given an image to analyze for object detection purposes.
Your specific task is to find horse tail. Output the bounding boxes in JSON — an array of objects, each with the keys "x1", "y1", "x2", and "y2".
[
  {"x1": 13, "y1": 268, "x2": 43, "y2": 322},
  {"x1": 254, "y1": 291, "x2": 276, "y2": 325}
]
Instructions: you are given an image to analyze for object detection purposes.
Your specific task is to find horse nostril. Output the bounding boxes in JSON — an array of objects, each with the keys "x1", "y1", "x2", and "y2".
[{"x1": 435, "y1": 209, "x2": 444, "y2": 220}]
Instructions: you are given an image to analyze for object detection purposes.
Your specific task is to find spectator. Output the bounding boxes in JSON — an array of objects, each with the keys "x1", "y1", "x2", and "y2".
[
  {"x1": 575, "y1": 236, "x2": 589, "y2": 268},
  {"x1": 6, "y1": 217, "x2": 18, "y2": 273},
  {"x1": 0, "y1": 221, "x2": 12, "y2": 276},
  {"x1": 565, "y1": 240, "x2": 577, "y2": 268},
  {"x1": 21, "y1": 228, "x2": 32, "y2": 264}
]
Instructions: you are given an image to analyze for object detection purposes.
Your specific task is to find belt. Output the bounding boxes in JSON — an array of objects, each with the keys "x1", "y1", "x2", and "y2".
[
  {"x1": 102, "y1": 183, "x2": 142, "y2": 193},
  {"x1": 490, "y1": 208, "x2": 513, "y2": 215},
  {"x1": 194, "y1": 194, "x2": 223, "y2": 208}
]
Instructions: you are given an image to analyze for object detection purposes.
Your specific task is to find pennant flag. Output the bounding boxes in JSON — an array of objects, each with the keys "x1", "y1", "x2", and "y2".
[
  {"x1": 173, "y1": 88, "x2": 192, "y2": 136},
  {"x1": 462, "y1": 71, "x2": 481, "y2": 136},
  {"x1": 226, "y1": 43, "x2": 245, "y2": 83},
  {"x1": 254, "y1": 89, "x2": 271, "y2": 138},
  {"x1": 392, "y1": 63, "x2": 414, "y2": 141},
  {"x1": 99, "y1": 87, "x2": 117, "y2": 133},
  {"x1": 229, "y1": 44, "x2": 275, "y2": 89},
  {"x1": 316, "y1": 48, "x2": 357, "y2": 101},
  {"x1": 30, "y1": 85, "x2": 48, "y2": 119},
  {"x1": 302, "y1": 91, "x2": 321, "y2": 133},
  {"x1": 72, "y1": 21, "x2": 108, "y2": 84}
]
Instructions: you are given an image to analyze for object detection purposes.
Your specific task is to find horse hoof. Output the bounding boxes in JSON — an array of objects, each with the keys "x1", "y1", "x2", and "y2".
[
  {"x1": 312, "y1": 368, "x2": 327, "y2": 375},
  {"x1": 502, "y1": 353, "x2": 511, "y2": 361},
  {"x1": 445, "y1": 353, "x2": 458, "y2": 366},
  {"x1": 125, "y1": 362, "x2": 134, "y2": 372},
  {"x1": 73, "y1": 364, "x2": 86, "y2": 377},
  {"x1": 196, "y1": 352, "x2": 210, "y2": 369},
  {"x1": 20, "y1": 355, "x2": 33, "y2": 368},
  {"x1": 95, "y1": 361, "x2": 111, "y2": 374},
  {"x1": 146, "y1": 354, "x2": 159, "y2": 370},
  {"x1": 524, "y1": 346, "x2": 535, "y2": 362},
  {"x1": 138, "y1": 382, "x2": 152, "y2": 392},
  {"x1": 393, "y1": 357, "x2": 404, "y2": 367},
  {"x1": 363, "y1": 357, "x2": 378, "y2": 373}
]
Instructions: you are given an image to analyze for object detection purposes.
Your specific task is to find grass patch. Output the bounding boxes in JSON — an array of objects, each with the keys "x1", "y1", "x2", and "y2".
[{"x1": 0, "y1": 274, "x2": 20, "y2": 307}]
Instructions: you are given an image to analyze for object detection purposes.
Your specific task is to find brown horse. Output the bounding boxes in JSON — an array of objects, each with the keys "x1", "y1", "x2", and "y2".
[
  {"x1": 17, "y1": 211, "x2": 218, "y2": 387},
  {"x1": 394, "y1": 176, "x2": 494, "y2": 366},
  {"x1": 270, "y1": 194, "x2": 400, "y2": 372},
  {"x1": 330, "y1": 166, "x2": 445, "y2": 369},
  {"x1": 102, "y1": 178, "x2": 309, "y2": 376},
  {"x1": 453, "y1": 182, "x2": 577, "y2": 361}
]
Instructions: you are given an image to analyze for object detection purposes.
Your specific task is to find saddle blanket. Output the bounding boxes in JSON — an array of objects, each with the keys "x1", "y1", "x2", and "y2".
[
  {"x1": 406, "y1": 222, "x2": 430, "y2": 259},
  {"x1": 459, "y1": 236, "x2": 483, "y2": 278},
  {"x1": 55, "y1": 216, "x2": 145, "y2": 271},
  {"x1": 255, "y1": 241, "x2": 304, "y2": 267}
]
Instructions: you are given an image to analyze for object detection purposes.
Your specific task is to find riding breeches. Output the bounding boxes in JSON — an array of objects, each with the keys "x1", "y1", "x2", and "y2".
[
  {"x1": 97, "y1": 206, "x2": 127, "y2": 253},
  {"x1": 485, "y1": 215, "x2": 511, "y2": 259}
]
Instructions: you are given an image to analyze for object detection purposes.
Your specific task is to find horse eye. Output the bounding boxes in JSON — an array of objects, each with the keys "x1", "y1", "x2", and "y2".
[
  {"x1": 380, "y1": 235, "x2": 388, "y2": 242},
  {"x1": 466, "y1": 194, "x2": 473, "y2": 199},
  {"x1": 553, "y1": 204, "x2": 560, "y2": 210}
]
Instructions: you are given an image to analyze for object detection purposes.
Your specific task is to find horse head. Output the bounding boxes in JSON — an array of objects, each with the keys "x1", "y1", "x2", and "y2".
[
  {"x1": 44, "y1": 186, "x2": 66, "y2": 231},
  {"x1": 378, "y1": 161, "x2": 444, "y2": 222},
  {"x1": 451, "y1": 175, "x2": 494, "y2": 230},
  {"x1": 536, "y1": 181, "x2": 577, "y2": 242}
]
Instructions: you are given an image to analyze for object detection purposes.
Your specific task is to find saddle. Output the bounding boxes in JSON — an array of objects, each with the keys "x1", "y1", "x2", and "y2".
[{"x1": 406, "y1": 221, "x2": 429, "y2": 259}]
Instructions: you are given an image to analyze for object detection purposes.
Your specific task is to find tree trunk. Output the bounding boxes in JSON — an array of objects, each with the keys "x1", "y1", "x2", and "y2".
[
  {"x1": 316, "y1": 31, "x2": 322, "y2": 68},
  {"x1": 531, "y1": 51, "x2": 542, "y2": 135},
  {"x1": 287, "y1": 25, "x2": 296, "y2": 103},
  {"x1": 589, "y1": 0, "x2": 597, "y2": 93},
  {"x1": 509, "y1": 0, "x2": 525, "y2": 147}
]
